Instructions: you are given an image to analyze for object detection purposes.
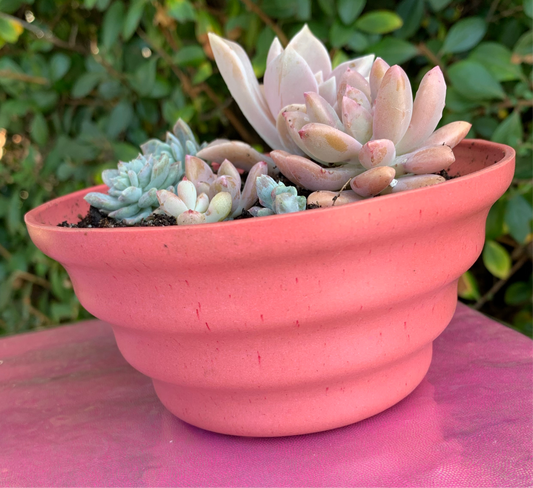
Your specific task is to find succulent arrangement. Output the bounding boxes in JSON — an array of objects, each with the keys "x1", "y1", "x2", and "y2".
[{"x1": 85, "y1": 25, "x2": 470, "y2": 226}]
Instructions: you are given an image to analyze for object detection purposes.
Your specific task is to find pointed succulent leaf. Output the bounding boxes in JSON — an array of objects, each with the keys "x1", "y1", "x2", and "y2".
[
  {"x1": 388, "y1": 174, "x2": 446, "y2": 193},
  {"x1": 122, "y1": 209, "x2": 153, "y2": 225},
  {"x1": 197, "y1": 140, "x2": 275, "y2": 172},
  {"x1": 263, "y1": 46, "x2": 318, "y2": 120},
  {"x1": 177, "y1": 180, "x2": 197, "y2": 210},
  {"x1": 270, "y1": 150, "x2": 363, "y2": 191},
  {"x1": 256, "y1": 174, "x2": 278, "y2": 209},
  {"x1": 141, "y1": 139, "x2": 167, "y2": 156},
  {"x1": 108, "y1": 204, "x2": 142, "y2": 219},
  {"x1": 369, "y1": 57, "x2": 390, "y2": 103},
  {"x1": 318, "y1": 77, "x2": 337, "y2": 106},
  {"x1": 350, "y1": 166, "x2": 396, "y2": 197},
  {"x1": 331, "y1": 54, "x2": 375, "y2": 84},
  {"x1": 84, "y1": 192, "x2": 123, "y2": 211},
  {"x1": 137, "y1": 160, "x2": 152, "y2": 189},
  {"x1": 161, "y1": 162, "x2": 184, "y2": 189},
  {"x1": 210, "y1": 175, "x2": 240, "y2": 213},
  {"x1": 185, "y1": 155, "x2": 216, "y2": 192},
  {"x1": 339, "y1": 85, "x2": 372, "y2": 113},
  {"x1": 205, "y1": 192, "x2": 232, "y2": 223},
  {"x1": 195, "y1": 193, "x2": 209, "y2": 213},
  {"x1": 372, "y1": 65, "x2": 413, "y2": 144},
  {"x1": 267, "y1": 37, "x2": 284, "y2": 66},
  {"x1": 178, "y1": 210, "x2": 206, "y2": 226},
  {"x1": 146, "y1": 154, "x2": 170, "y2": 190},
  {"x1": 276, "y1": 104, "x2": 307, "y2": 155},
  {"x1": 173, "y1": 118, "x2": 198, "y2": 149},
  {"x1": 423, "y1": 121, "x2": 472, "y2": 148},
  {"x1": 298, "y1": 123, "x2": 362, "y2": 163},
  {"x1": 304, "y1": 92, "x2": 344, "y2": 130},
  {"x1": 339, "y1": 68, "x2": 371, "y2": 102},
  {"x1": 157, "y1": 189, "x2": 188, "y2": 217},
  {"x1": 358, "y1": 139, "x2": 397, "y2": 170},
  {"x1": 127, "y1": 170, "x2": 139, "y2": 188},
  {"x1": 208, "y1": 33, "x2": 281, "y2": 150},
  {"x1": 119, "y1": 186, "x2": 143, "y2": 204},
  {"x1": 185, "y1": 140, "x2": 198, "y2": 156},
  {"x1": 307, "y1": 190, "x2": 363, "y2": 208},
  {"x1": 286, "y1": 24, "x2": 332, "y2": 78},
  {"x1": 239, "y1": 161, "x2": 269, "y2": 213},
  {"x1": 392, "y1": 145, "x2": 455, "y2": 176},
  {"x1": 283, "y1": 110, "x2": 312, "y2": 155},
  {"x1": 102, "y1": 169, "x2": 120, "y2": 187},
  {"x1": 396, "y1": 67, "x2": 446, "y2": 155},
  {"x1": 138, "y1": 188, "x2": 158, "y2": 208},
  {"x1": 113, "y1": 176, "x2": 129, "y2": 191},
  {"x1": 217, "y1": 159, "x2": 242, "y2": 183},
  {"x1": 341, "y1": 97, "x2": 373, "y2": 144}
]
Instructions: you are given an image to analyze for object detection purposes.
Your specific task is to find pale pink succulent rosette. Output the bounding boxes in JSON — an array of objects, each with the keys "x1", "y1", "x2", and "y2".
[{"x1": 203, "y1": 25, "x2": 472, "y2": 205}]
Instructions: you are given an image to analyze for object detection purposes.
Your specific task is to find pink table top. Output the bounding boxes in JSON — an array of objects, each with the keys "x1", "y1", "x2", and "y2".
[{"x1": 1, "y1": 303, "x2": 532, "y2": 487}]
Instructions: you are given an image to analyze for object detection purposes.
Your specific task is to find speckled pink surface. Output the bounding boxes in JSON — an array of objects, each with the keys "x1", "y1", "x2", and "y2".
[{"x1": 1, "y1": 303, "x2": 531, "y2": 487}]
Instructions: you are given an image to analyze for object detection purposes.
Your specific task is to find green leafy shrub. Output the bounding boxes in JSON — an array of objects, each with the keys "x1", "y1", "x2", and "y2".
[{"x1": 0, "y1": 0, "x2": 531, "y2": 336}]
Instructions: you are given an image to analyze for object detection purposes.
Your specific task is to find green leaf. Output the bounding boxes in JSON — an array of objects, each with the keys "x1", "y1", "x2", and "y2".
[
  {"x1": 427, "y1": 0, "x2": 452, "y2": 11},
  {"x1": 458, "y1": 271, "x2": 481, "y2": 300},
  {"x1": 166, "y1": 0, "x2": 196, "y2": 22},
  {"x1": 106, "y1": 100, "x2": 134, "y2": 139},
  {"x1": 486, "y1": 198, "x2": 506, "y2": 240},
  {"x1": 317, "y1": 0, "x2": 335, "y2": 16},
  {"x1": 329, "y1": 21, "x2": 354, "y2": 48},
  {"x1": 483, "y1": 240, "x2": 511, "y2": 279},
  {"x1": 524, "y1": 0, "x2": 533, "y2": 19},
  {"x1": 0, "y1": 0, "x2": 26, "y2": 14},
  {"x1": 441, "y1": 17, "x2": 487, "y2": 54},
  {"x1": 346, "y1": 31, "x2": 368, "y2": 52},
  {"x1": 30, "y1": 112, "x2": 49, "y2": 145},
  {"x1": 130, "y1": 57, "x2": 157, "y2": 96},
  {"x1": 49, "y1": 53, "x2": 71, "y2": 81},
  {"x1": 174, "y1": 45, "x2": 206, "y2": 66},
  {"x1": 395, "y1": 0, "x2": 424, "y2": 39},
  {"x1": 71, "y1": 72, "x2": 102, "y2": 98},
  {"x1": 192, "y1": 61, "x2": 212, "y2": 84},
  {"x1": 448, "y1": 60, "x2": 505, "y2": 100},
  {"x1": 337, "y1": 0, "x2": 366, "y2": 25},
  {"x1": 102, "y1": 1, "x2": 125, "y2": 49},
  {"x1": 355, "y1": 11, "x2": 403, "y2": 34},
  {"x1": 0, "y1": 17, "x2": 23, "y2": 43},
  {"x1": 470, "y1": 42, "x2": 523, "y2": 81},
  {"x1": 514, "y1": 31, "x2": 533, "y2": 60},
  {"x1": 504, "y1": 194, "x2": 532, "y2": 244},
  {"x1": 491, "y1": 111, "x2": 523, "y2": 147},
  {"x1": 367, "y1": 38, "x2": 418, "y2": 65},
  {"x1": 505, "y1": 281, "x2": 532, "y2": 305},
  {"x1": 122, "y1": 0, "x2": 147, "y2": 41}
]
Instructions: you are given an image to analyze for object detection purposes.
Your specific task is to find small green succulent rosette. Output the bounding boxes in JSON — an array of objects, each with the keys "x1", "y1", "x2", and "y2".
[
  {"x1": 84, "y1": 119, "x2": 205, "y2": 225},
  {"x1": 249, "y1": 175, "x2": 306, "y2": 217}
]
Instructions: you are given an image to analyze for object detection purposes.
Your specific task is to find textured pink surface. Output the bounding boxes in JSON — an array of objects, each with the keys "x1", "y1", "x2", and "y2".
[
  {"x1": 24, "y1": 140, "x2": 516, "y2": 435},
  {"x1": 1, "y1": 304, "x2": 531, "y2": 487}
]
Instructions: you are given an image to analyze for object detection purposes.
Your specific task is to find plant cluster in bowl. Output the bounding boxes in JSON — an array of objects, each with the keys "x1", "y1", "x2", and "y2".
[{"x1": 68, "y1": 25, "x2": 472, "y2": 228}]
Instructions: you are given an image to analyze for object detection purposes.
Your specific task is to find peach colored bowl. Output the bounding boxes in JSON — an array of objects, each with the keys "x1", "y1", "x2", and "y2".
[{"x1": 25, "y1": 140, "x2": 515, "y2": 437}]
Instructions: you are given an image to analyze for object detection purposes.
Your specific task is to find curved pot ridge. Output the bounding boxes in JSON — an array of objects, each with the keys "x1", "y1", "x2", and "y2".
[{"x1": 25, "y1": 139, "x2": 515, "y2": 436}]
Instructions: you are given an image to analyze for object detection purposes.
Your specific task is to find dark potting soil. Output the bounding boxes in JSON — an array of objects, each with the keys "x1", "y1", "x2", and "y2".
[{"x1": 58, "y1": 206, "x2": 177, "y2": 228}]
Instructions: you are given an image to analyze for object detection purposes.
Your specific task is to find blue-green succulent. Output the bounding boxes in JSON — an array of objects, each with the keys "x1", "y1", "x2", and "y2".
[
  {"x1": 84, "y1": 119, "x2": 204, "y2": 224},
  {"x1": 249, "y1": 175, "x2": 306, "y2": 217}
]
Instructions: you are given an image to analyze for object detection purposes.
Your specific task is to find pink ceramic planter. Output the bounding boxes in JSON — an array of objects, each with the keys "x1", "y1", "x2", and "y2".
[{"x1": 25, "y1": 139, "x2": 514, "y2": 437}]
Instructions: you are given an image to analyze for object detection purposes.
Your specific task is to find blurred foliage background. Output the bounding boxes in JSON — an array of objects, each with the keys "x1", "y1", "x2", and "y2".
[{"x1": 0, "y1": 0, "x2": 531, "y2": 337}]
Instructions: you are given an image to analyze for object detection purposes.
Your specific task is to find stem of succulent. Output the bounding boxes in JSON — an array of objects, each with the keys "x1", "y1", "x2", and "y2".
[{"x1": 332, "y1": 178, "x2": 354, "y2": 206}]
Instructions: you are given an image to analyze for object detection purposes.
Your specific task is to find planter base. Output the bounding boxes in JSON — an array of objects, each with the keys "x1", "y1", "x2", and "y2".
[{"x1": 152, "y1": 344, "x2": 433, "y2": 437}]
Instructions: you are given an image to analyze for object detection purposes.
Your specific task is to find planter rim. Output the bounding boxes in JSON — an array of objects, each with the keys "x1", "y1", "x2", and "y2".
[{"x1": 25, "y1": 139, "x2": 515, "y2": 234}]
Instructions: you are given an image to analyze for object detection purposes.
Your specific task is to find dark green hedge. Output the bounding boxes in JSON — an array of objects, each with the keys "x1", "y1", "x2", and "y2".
[{"x1": 0, "y1": 0, "x2": 531, "y2": 336}]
